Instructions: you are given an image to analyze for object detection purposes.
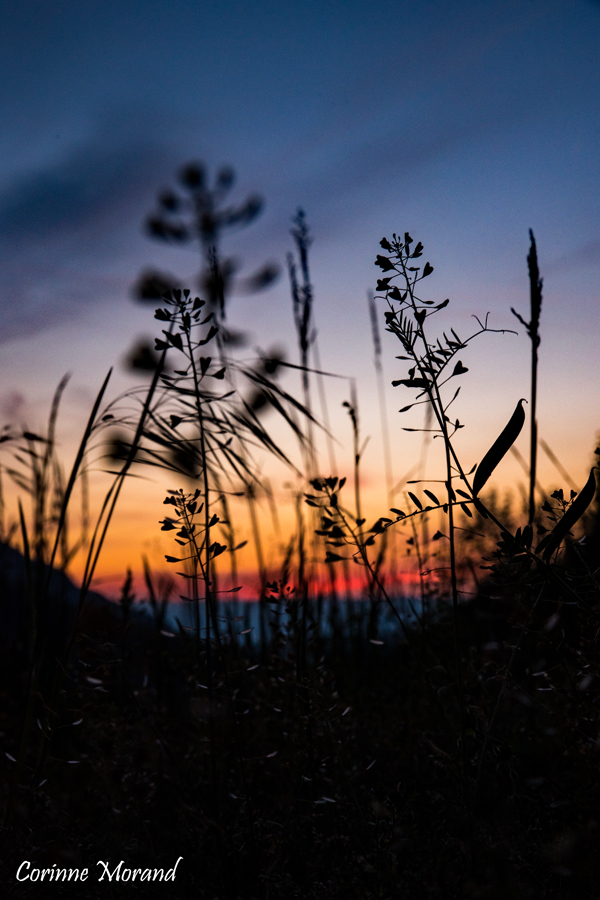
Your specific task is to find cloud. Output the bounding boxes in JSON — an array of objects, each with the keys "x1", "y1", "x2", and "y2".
[
  {"x1": 544, "y1": 238, "x2": 600, "y2": 275},
  {"x1": 0, "y1": 132, "x2": 171, "y2": 344},
  {"x1": 571, "y1": 239, "x2": 600, "y2": 265}
]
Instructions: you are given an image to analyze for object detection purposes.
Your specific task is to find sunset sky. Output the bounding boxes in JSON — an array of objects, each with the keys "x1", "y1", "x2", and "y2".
[{"x1": 1, "y1": 0, "x2": 599, "y2": 594}]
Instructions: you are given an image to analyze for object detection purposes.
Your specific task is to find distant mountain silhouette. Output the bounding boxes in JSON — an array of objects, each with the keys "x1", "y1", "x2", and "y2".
[{"x1": 0, "y1": 542, "x2": 143, "y2": 650}]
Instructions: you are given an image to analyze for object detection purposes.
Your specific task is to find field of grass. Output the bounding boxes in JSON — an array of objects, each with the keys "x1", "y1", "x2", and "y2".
[{"x1": 1, "y1": 164, "x2": 599, "y2": 899}]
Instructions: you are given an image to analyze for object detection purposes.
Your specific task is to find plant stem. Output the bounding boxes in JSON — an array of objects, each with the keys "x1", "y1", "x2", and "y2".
[{"x1": 527, "y1": 230, "x2": 543, "y2": 525}]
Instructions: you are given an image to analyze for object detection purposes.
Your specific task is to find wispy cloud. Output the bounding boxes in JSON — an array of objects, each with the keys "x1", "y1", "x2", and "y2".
[
  {"x1": 544, "y1": 238, "x2": 600, "y2": 274},
  {"x1": 0, "y1": 131, "x2": 170, "y2": 343}
]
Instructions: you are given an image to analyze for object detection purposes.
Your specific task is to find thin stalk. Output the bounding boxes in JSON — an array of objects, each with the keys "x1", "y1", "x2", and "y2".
[
  {"x1": 527, "y1": 233, "x2": 542, "y2": 524},
  {"x1": 295, "y1": 491, "x2": 307, "y2": 679},
  {"x1": 540, "y1": 438, "x2": 577, "y2": 492},
  {"x1": 369, "y1": 290, "x2": 397, "y2": 592},
  {"x1": 368, "y1": 292, "x2": 393, "y2": 500},
  {"x1": 512, "y1": 230, "x2": 543, "y2": 524},
  {"x1": 320, "y1": 484, "x2": 452, "y2": 683},
  {"x1": 395, "y1": 252, "x2": 469, "y2": 798},
  {"x1": 45, "y1": 368, "x2": 112, "y2": 592},
  {"x1": 407, "y1": 497, "x2": 426, "y2": 616},
  {"x1": 29, "y1": 360, "x2": 166, "y2": 800},
  {"x1": 288, "y1": 212, "x2": 316, "y2": 475},
  {"x1": 79, "y1": 355, "x2": 165, "y2": 607},
  {"x1": 246, "y1": 480, "x2": 268, "y2": 655},
  {"x1": 183, "y1": 324, "x2": 219, "y2": 817},
  {"x1": 312, "y1": 336, "x2": 338, "y2": 475}
]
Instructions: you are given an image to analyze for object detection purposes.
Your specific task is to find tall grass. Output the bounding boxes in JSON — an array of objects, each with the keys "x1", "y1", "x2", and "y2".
[
  {"x1": 2, "y1": 172, "x2": 600, "y2": 898},
  {"x1": 512, "y1": 229, "x2": 543, "y2": 524}
]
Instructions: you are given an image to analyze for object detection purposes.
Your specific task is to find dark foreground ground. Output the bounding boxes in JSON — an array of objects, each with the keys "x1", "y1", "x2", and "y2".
[{"x1": 1, "y1": 555, "x2": 600, "y2": 899}]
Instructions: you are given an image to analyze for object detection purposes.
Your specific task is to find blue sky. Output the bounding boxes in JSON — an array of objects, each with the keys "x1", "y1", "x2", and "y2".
[{"x1": 0, "y1": 0, "x2": 599, "y2": 579}]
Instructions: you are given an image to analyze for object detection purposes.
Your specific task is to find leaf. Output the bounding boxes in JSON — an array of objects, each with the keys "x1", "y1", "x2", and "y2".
[
  {"x1": 540, "y1": 468, "x2": 597, "y2": 561},
  {"x1": 392, "y1": 378, "x2": 429, "y2": 389},
  {"x1": 210, "y1": 542, "x2": 227, "y2": 559},
  {"x1": 375, "y1": 254, "x2": 396, "y2": 272},
  {"x1": 160, "y1": 520, "x2": 176, "y2": 531},
  {"x1": 511, "y1": 307, "x2": 529, "y2": 330},
  {"x1": 424, "y1": 489, "x2": 439, "y2": 505},
  {"x1": 22, "y1": 431, "x2": 46, "y2": 442},
  {"x1": 473, "y1": 399, "x2": 526, "y2": 495},
  {"x1": 165, "y1": 330, "x2": 183, "y2": 350},
  {"x1": 198, "y1": 325, "x2": 219, "y2": 346},
  {"x1": 408, "y1": 492, "x2": 422, "y2": 510},
  {"x1": 325, "y1": 551, "x2": 346, "y2": 563}
]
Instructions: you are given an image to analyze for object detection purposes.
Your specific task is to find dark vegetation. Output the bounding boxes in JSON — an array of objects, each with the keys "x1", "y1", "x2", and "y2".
[{"x1": 1, "y1": 163, "x2": 600, "y2": 899}]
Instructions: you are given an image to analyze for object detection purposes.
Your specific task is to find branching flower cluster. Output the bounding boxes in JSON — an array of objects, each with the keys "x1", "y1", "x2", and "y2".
[
  {"x1": 160, "y1": 487, "x2": 226, "y2": 575},
  {"x1": 375, "y1": 232, "x2": 504, "y2": 442}
]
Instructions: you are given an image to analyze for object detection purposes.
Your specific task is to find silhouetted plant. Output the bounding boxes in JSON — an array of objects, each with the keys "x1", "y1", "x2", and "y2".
[
  {"x1": 511, "y1": 229, "x2": 543, "y2": 524},
  {"x1": 135, "y1": 161, "x2": 279, "y2": 338},
  {"x1": 364, "y1": 232, "x2": 516, "y2": 792},
  {"x1": 6, "y1": 185, "x2": 600, "y2": 900}
]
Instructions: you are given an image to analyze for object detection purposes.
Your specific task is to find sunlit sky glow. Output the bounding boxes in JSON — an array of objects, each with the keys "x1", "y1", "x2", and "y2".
[{"x1": 1, "y1": 0, "x2": 599, "y2": 594}]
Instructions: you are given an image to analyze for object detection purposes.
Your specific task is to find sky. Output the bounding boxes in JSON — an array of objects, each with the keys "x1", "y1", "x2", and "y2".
[{"x1": 0, "y1": 0, "x2": 599, "y2": 593}]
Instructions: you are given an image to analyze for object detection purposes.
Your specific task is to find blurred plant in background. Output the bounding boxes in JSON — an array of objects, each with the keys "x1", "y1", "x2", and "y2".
[{"x1": 127, "y1": 161, "x2": 280, "y2": 373}]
